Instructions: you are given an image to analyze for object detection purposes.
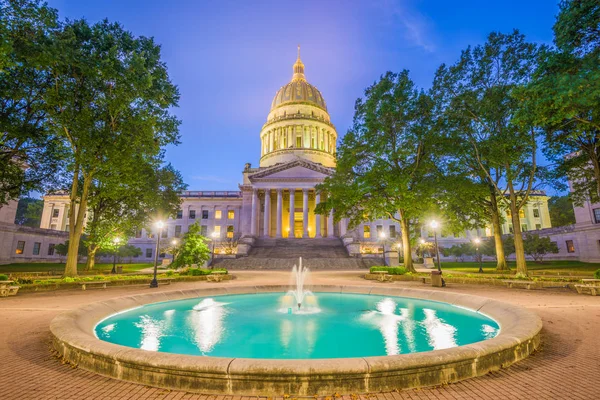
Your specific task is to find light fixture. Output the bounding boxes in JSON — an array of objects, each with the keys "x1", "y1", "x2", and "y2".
[
  {"x1": 171, "y1": 239, "x2": 178, "y2": 246},
  {"x1": 473, "y1": 238, "x2": 481, "y2": 245},
  {"x1": 419, "y1": 238, "x2": 425, "y2": 244},
  {"x1": 155, "y1": 220, "x2": 165, "y2": 229},
  {"x1": 211, "y1": 231, "x2": 219, "y2": 238},
  {"x1": 113, "y1": 237, "x2": 121, "y2": 245},
  {"x1": 429, "y1": 220, "x2": 439, "y2": 230},
  {"x1": 379, "y1": 232, "x2": 386, "y2": 239}
]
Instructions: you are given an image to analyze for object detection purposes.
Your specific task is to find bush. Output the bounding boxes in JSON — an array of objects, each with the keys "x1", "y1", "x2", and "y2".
[
  {"x1": 594, "y1": 269, "x2": 600, "y2": 279},
  {"x1": 0, "y1": 274, "x2": 8, "y2": 281},
  {"x1": 370, "y1": 266, "x2": 407, "y2": 275}
]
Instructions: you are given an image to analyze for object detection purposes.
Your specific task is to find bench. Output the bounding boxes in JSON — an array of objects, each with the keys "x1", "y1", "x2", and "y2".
[
  {"x1": 0, "y1": 281, "x2": 20, "y2": 297},
  {"x1": 78, "y1": 281, "x2": 107, "y2": 290},
  {"x1": 420, "y1": 276, "x2": 432, "y2": 284},
  {"x1": 371, "y1": 271, "x2": 392, "y2": 282},
  {"x1": 581, "y1": 279, "x2": 600, "y2": 286},
  {"x1": 575, "y1": 285, "x2": 599, "y2": 296},
  {"x1": 206, "y1": 271, "x2": 227, "y2": 282},
  {"x1": 502, "y1": 280, "x2": 541, "y2": 290}
]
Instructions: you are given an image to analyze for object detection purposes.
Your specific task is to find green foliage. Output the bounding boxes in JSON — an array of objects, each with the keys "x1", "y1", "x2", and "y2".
[
  {"x1": 548, "y1": 196, "x2": 576, "y2": 227},
  {"x1": 523, "y1": 234, "x2": 559, "y2": 263},
  {"x1": 182, "y1": 268, "x2": 227, "y2": 276},
  {"x1": 369, "y1": 266, "x2": 408, "y2": 275},
  {"x1": 442, "y1": 243, "x2": 475, "y2": 262},
  {"x1": 54, "y1": 239, "x2": 87, "y2": 258},
  {"x1": 171, "y1": 222, "x2": 211, "y2": 268},
  {"x1": 594, "y1": 269, "x2": 600, "y2": 279},
  {"x1": 0, "y1": 274, "x2": 8, "y2": 280},
  {"x1": 14, "y1": 198, "x2": 43, "y2": 227},
  {"x1": 503, "y1": 235, "x2": 516, "y2": 256}
]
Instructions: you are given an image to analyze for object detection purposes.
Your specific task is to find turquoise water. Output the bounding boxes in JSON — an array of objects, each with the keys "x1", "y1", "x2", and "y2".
[{"x1": 95, "y1": 293, "x2": 499, "y2": 359}]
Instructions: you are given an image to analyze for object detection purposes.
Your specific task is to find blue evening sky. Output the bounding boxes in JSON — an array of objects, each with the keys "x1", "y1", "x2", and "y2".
[{"x1": 47, "y1": 0, "x2": 560, "y2": 191}]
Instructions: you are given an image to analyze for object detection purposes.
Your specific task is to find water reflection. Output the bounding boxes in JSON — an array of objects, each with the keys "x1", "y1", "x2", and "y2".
[
  {"x1": 481, "y1": 324, "x2": 499, "y2": 339},
  {"x1": 135, "y1": 315, "x2": 166, "y2": 351},
  {"x1": 422, "y1": 309, "x2": 457, "y2": 350},
  {"x1": 359, "y1": 298, "x2": 406, "y2": 355},
  {"x1": 187, "y1": 298, "x2": 229, "y2": 353}
]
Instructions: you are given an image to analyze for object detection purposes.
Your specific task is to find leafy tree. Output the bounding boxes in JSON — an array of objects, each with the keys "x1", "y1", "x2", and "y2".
[
  {"x1": 171, "y1": 222, "x2": 210, "y2": 269},
  {"x1": 43, "y1": 19, "x2": 180, "y2": 276},
  {"x1": 117, "y1": 244, "x2": 142, "y2": 263},
  {"x1": 548, "y1": 195, "x2": 576, "y2": 227},
  {"x1": 316, "y1": 71, "x2": 437, "y2": 273},
  {"x1": 503, "y1": 234, "x2": 516, "y2": 257},
  {"x1": 433, "y1": 31, "x2": 542, "y2": 276},
  {"x1": 14, "y1": 197, "x2": 42, "y2": 226},
  {"x1": 0, "y1": 0, "x2": 66, "y2": 206},
  {"x1": 523, "y1": 233, "x2": 559, "y2": 263},
  {"x1": 523, "y1": 0, "x2": 600, "y2": 205},
  {"x1": 54, "y1": 238, "x2": 87, "y2": 263},
  {"x1": 442, "y1": 243, "x2": 475, "y2": 262}
]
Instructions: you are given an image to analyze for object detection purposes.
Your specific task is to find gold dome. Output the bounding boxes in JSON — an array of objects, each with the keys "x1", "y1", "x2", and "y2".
[{"x1": 270, "y1": 47, "x2": 327, "y2": 112}]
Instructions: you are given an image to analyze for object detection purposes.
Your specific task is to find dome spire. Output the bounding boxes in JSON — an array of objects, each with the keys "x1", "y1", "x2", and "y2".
[{"x1": 292, "y1": 45, "x2": 306, "y2": 81}]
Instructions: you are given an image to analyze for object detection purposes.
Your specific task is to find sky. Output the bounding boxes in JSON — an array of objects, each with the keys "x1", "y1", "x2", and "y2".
[{"x1": 47, "y1": 0, "x2": 560, "y2": 191}]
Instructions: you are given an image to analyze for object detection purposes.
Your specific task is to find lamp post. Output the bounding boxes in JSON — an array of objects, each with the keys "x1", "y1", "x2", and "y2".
[
  {"x1": 378, "y1": 231, "x2": 387, "y2": 265},
  {"x1": 171, "y1": 238, "x2": 178, "y2": 264},
  {"x1": 150, "y1": 221, "x2": 164, "y2": 288},
  {"x1": 474, "y1": 238, "x2": 483, "y2": 273},
  {"x1": 210, "y1": 231, "x2": 219, "y2": 268},
  {"x1": 111, "y1": 237, "x2": 121, "y2": 274},
  {"x1": 430, "y1": 220, "x2": 442, "y2": 272}
]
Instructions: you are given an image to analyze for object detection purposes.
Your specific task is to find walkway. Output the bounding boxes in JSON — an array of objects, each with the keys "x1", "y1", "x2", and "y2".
[{"x1": 0, "y1": 271, "x2": 598, "y2": 399}]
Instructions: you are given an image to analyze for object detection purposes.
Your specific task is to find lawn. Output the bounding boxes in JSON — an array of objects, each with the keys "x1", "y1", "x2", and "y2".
[
  {"x1": 439, "y1": 260, "x2": 600, "y2": 275},
  {"x1": 0, "y1": 262, "x2": 153, "y2": 274}
]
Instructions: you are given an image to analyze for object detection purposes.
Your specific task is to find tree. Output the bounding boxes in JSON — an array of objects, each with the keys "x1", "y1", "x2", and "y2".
[
  {"x1": 43, "y1": 19, "x2": 180, "y2": 277},
  {"x1": 316, "y1": 71, "x2": 437, "y2": 273},
  {"x1": 433, "y1": 31, "x2": 542, "y2": 276},
  {"x1": 548, "y1": 195, "x2": 576, "y2": 227},
  {"x1": 171, "y1": 222, "x2": 211, "y2": 269},
  {"x1": 117, "y1": 244, "x2": 142, "y2": 263},
  {"x1": 523, "y1": 233, "x2": 559, "y2": 263},
  {"x1": 503, "y1": 235, "x2": 516, "y2": 258},
  {"x1": 442, "y1": 243, "x2": 475, "y2": 262},
  {"x1": 54, "y1": 238, "x2": 87, "y2": 263},
  {"x1": 523, "y1": 0, "x2": 600, "y2": 205},
  {"x1": 14, "y1": 197, "x2": 42, "y2": 226},
  {"x1": 0, "y1": 0, "x2": 66, "y2": 206}
]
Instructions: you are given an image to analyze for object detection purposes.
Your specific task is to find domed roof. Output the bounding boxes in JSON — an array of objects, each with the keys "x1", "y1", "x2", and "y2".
[{"x1": 270, "y1": 47, "x2": 327, "y2": 112}]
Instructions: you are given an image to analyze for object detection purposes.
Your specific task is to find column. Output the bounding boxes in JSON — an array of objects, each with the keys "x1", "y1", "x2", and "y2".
[
  {"x1": 315, "y1": 192, "x2": 322, "y2": 238},
  {"x1": 276, "y1": 189, "x2": 283, "y2": 238},
  {"x1": 302, "y1": 189, "x2": 309, "y2": 238},
  {"x1": 288, "y1": 189, "x2": 295, "y2": 238},
  {"x1": 250, "y1": 188, "x2": 258, "y2": 235},
  {"x1": 263, "y1": 189, "x2": 271, "y2": 237},
  {"x1": 327, "y1": 210, "x2": 334, "y2": 237}
]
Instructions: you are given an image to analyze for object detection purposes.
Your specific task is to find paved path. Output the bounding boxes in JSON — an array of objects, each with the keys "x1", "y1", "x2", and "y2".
[{"x1": 0, "y1": 271, "x2": 598, "y2": 399}]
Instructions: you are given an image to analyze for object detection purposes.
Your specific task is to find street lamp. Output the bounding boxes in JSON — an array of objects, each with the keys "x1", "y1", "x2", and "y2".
[
  {"x1": 111, "y1": 237, "x2": 121, "y2": 274},
  {"x1": 429, "y1": 220, "x2": 442, "y2": 272},
  {"x1": 150, "y1": 221, "x2": 164, "y2": 288},
  {"x1": 473, "y1": 238, "x2": 483, "y2": 273},
  {"x1": 378, "y1": 231, "x2": 387, "y2": 265},
  {"x1": 210, "y1": 231, "x2": 219, "y2": 268}
]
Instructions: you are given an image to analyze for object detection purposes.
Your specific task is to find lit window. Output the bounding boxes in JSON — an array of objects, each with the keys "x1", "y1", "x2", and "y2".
[
  {"x1": 215, "y1": 210, "x2": 222, "y2": 219},
  {"x1": 52, "y1": 209, "x2": 59, "y2": 218},
  {"x1": 48, "y1": 244, "x2": 55, "y2": 256},
  {"x1": 175, "y1": 225, "x2": 182, "y2": 238},
  {"x1": 519, "y1": 209, "x2": 525, "y2": 218},
  {"x1": 214, "y1": 225, "x2": 221, "y2": 235},
  {"x1": 533, "y1": 209, "x2": 540, "y2": 218},
  {"x1": 15, "y1": 241, "x2": 25, "y2": 254},
  {"x1": 363, "y1": 226, "x2": 371, "y2": 239},
  {"x1": 566, "y1": 240, "x2": 575, "y2": 253},
  {"x1": 189, "y1": 210, "x2": 196, "y2": 219},
  {"x1": 228, "y1": 210, "x2": 235, "y2": 219},
  {"x1": 521, "y1": 224, "x2": 527, "y2": 232},
  {"x1": 593, "y1": 208, "x2": 600, "y2": 224},
  {"x1": 33, "y1": 242, "x2": 41, "y2": 255},
  {"x1": 227, "y1": 225, "x2": 234, "y2": 238},
  {"x1": 146, "y1": 248, "x2": 152, "y2": 258}
]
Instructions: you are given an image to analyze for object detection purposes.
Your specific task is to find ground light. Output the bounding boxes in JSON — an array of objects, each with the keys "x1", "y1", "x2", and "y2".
[{"x1": 150, "y1": 221, "x2": 164, "y2": 288}]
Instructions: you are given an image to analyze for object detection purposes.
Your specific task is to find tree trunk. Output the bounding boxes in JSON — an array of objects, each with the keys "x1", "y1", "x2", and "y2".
[
  {"x1": 86, "y1": 245, "x2": 98, "y2": 271},
  {"x1": 509, "y1": 195, "x2": 528, "y2": 276},
  {"x1": 64, "y1": 172, "x2": 92, "y2": 277},
  {"x1": 399, "y1": 212, "x2": 415, "y2": 273},
  {"x1": 489, "y1": 190, "x2": 508, "y2": 271}
]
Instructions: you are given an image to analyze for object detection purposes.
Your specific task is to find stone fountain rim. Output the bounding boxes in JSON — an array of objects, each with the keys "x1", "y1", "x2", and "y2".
[{"x1": 50, "y1": 284, "x2": 542, "y2": 395}]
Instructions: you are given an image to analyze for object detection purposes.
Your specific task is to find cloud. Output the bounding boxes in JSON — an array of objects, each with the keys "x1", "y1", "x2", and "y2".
[
  {"x1": 374, "y1": 0, "x2": 436, "y2": 52},
  {"x1": 190, "y1": 175, "x2": 231, "y2": 184}
]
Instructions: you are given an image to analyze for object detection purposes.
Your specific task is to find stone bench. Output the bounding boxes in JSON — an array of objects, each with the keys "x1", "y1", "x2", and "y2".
[
  {"x1": 0, "y1": 286, "x2": 20, "y2": 297},
  {"x1": 78, "y1": 281, "x2": 108, "y2": 290},
  {"x1": 575, "y1": 284, "x2": 599, "y2": 296},
  {"x1": 371, "y1": 271, "x2": 392, "y2": 282},
  {"x1": 581, "y1": 279, "x2": 600, "y2": 286},
  {"x1": 420, "y1": 276, "x2": 432, "y2": 284},
  {"x1": 207, "y1": 272, "x2": 227, "y2": 282},
  {"x1": 157, "y1": 278, "x2": 173, "y2": 285},
  {"x1": 502, "y1": 280, "x2": 541, "y2": 290}
]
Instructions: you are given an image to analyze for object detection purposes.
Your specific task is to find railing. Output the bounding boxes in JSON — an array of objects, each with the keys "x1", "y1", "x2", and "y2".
[{"x1": 179, "y1": 191, "x2": 242, "y2": 198}]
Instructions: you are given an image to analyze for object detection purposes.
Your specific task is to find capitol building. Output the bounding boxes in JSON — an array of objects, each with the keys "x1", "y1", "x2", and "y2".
[{"x1": 34, "y1": 50, "x2": 558, "y2": 267}]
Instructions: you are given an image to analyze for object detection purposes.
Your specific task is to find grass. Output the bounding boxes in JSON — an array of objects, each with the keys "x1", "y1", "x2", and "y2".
[
  {"x1": 0, "y1": 262, "x2": 153, "y2": 274},
  {"x1": 439, "y1": 260, "x2": 600, "y2": 275}
]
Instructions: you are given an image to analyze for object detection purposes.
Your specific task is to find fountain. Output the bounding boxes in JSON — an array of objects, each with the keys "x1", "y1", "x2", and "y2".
[{"x1": 281, "y1": 257, "x2": 319, "y2": 313}]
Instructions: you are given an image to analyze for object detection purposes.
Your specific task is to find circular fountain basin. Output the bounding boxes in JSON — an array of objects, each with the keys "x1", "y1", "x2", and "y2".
[{"x1": 50, "y1": 285, "x2": 542, "y2": 395}]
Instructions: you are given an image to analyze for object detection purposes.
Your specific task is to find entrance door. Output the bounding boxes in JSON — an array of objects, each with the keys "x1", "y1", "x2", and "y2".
[{"x1": 294, "y1": 212, "x2": 303, "y2": 238}]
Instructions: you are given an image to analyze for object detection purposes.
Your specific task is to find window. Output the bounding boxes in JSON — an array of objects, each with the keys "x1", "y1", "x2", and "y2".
[
  {"x1": 189, "y1": 210, "x2": 196, "y2": 219},
  {"x1": 519, "y1": 209, "x2": 525, "y2": 218},
  {"x1": 33, "y1": 242, "x2": 41, "y2": 255},
  {"x1": 201, "y1": 225, "x2": 208, "y2": 236},
  {"x1": 389, "y1": 225, "x2": 397, "y2": 238},
  {"x1": 363, "y1": 225, "x2": 371, "y2": 239},
  {"x1": 146, "y1": 248, "x2": 152, "y2": 258},
  {"x1": 535, "y1": 224, "x2": 542, "y2": 230},
  {"x1": 594, "y1": 208, "x2": 600, "y2": 224},
  {"x1": 227, "y1": 225, "x2": 234, "y2": 238},
  {"x1": 48, "y1": 244, "x2": 55, "y2": 256},
  {"x1": 175, "y1": 225, "x2": 182, "y2": 238},
  {"x1": 202, "y1": 210, "x2": 209, "y2": 219},
  {"x1": 176, "y1": 209, "x2": 183, "y2": 219},
  {"x1": 521, "y1": 224, "x2": 528, "y2": 232},
  {"x1": 161, "y1": 228, "x2": 168, "y2": 238},
  {"x1": 215, "y1": 210, "x2": 222, "y2": 219},
  {"x1": 135, "y1": 230, "x2": 142, "y2": 238},
  {"x1": 533, "y1": 208, "x2": 540, "y2": 218},
  {"x1": 52, "y1": 209, "x2": 59, "y2": 218},
  {"x1": 50, "y1": 224, "x2": 57, "y2": 230},
  {"x1": 566, "y1": 240, "x2": 575, "y2": 253},
  {"x1": 214, "y1": 225, "x2": 221, "y2": 236},
  {"x1": 15, "y1": 241, "x2": 25, "y2": 254},
  {"x1": 228, "y1": 210, "x2": 235, "y2": 219},
  {"x1": 376, "y1": 225, "x2": 383, "y2": 238}
]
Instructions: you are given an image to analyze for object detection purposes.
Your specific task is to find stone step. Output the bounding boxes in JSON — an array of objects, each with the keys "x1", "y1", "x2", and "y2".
[
  {"x1": 249, "y1": 237, "x2": 349, "y2": 259},
  {"x1": 212, "y1": 257, "x2": 384, "y2": 270}
]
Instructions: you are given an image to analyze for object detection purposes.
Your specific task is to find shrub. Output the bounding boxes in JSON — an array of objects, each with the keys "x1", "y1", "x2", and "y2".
[
  {"x1": 594, "y1": 269, "x2": 600, "y2": 279},
  {"x1": 0, "y1": 274, "x2": 8, "y2": 281},
  {"x1": 369, "y1": 266, "x2": 407, "y2": 275}
]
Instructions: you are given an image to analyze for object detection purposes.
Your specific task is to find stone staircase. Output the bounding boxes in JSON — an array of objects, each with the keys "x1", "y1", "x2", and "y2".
[{"x1": 213, "y1": 238, "x2": 384, "y2": 270}]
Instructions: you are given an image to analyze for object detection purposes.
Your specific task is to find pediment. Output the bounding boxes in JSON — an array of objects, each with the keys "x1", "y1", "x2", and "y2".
[{"x1": 249, "y1": 159, "x2": 334, "y2": 182}]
